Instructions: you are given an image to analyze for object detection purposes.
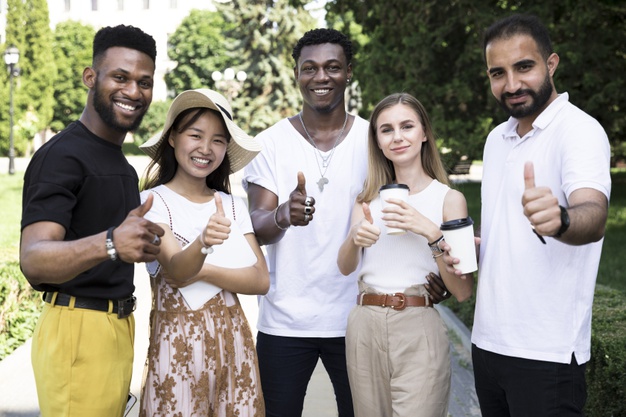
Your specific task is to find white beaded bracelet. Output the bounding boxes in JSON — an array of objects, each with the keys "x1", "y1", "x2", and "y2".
[{"x1": 199, "y1": 235, "x2": 213, "y2": 255}]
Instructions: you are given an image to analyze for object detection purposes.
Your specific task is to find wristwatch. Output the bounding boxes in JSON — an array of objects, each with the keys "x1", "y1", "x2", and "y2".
[
  {"x1": 428, "y1": 235, "x2": 445, "y2": 256},
  {"x1": 553, "y1": 206, "x2": 570, "y2": 238},
  {"x1": 106, "y1": 227, "x2": 118, "y2": 261}
]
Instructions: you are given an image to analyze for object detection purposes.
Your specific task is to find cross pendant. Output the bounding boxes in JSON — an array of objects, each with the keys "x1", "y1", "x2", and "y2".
[{"x1": 317, "y1": 177, "x2": 329, "y2": 192}]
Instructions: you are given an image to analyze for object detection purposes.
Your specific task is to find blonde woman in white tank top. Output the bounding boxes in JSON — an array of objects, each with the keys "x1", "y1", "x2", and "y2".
[{"x1": 337, "y1": 93, "x2": 475, "y2": 417}]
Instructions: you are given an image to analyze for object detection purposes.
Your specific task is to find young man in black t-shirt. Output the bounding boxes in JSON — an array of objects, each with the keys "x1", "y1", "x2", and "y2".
[{"x1": 20, "y1": 25, "x2": 164, "y2": 417}]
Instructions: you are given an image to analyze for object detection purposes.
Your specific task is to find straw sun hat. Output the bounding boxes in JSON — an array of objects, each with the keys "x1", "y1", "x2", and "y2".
[{"x1": 140, "y1": 89, "x2": 261, "y2": 173}]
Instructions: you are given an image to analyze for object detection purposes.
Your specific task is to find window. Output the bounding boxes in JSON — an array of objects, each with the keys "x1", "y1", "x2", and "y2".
[
  {"x1": 64, "y1": 0, "x2": 70, "y2": 12},
  {"x1": 170, "y1": 0, "x2": 177, "y2": 8},
  {"x1": 91, "y1": 0, "x2": 97, "y2": 11},
  {"x1": 143, "y1": 0, "x2": 149, "y2": 9},
  {"x1": 117, "y1": 0, "x2": 123, "y2": 10}
]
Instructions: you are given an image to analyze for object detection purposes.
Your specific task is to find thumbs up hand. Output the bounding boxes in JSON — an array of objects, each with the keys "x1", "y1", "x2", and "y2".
[
  {"x1": 200, "y1": 192, "x2": 232, "y2": 249},
  {"x1": 352, "y1": 202, "x2": 381, "y2": 248},
  {"x1": 284, "y1": 171, "x2": 316, "y2": 227},
  {"x1": 114, "y1": 192, "x2": 165, "y2": 263},
  {"x1": 521, "y1": 161, "x2": 561, "y2": 237}
]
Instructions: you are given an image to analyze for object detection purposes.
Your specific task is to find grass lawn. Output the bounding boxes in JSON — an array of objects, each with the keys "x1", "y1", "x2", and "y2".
[{"x1": 0, "y1": 173, "x2": 23, "y2": 263}]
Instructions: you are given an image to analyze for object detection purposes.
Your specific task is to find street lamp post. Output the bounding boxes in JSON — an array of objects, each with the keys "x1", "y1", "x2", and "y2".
[
  {"x1": 211, "y1": 68, "x2": 247, "y2": 102},
  {"x1": 4, "y1": 46, "x2": 20, "y2": 175}
]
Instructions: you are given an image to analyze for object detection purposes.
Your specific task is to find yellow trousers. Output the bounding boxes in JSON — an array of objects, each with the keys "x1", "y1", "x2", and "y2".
[{"x1": 31, "y1": 296, "x2": 135, "y2": 417}]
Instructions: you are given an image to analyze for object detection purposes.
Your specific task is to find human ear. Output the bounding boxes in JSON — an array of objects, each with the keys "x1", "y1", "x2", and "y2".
[{"x1": 82, "y1": 67, "x2": 96, "y2": 89}]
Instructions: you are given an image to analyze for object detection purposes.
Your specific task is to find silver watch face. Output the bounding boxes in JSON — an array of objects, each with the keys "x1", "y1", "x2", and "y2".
[{"x1": 430, "y1": 245, "x2": 444, "y2": 254}]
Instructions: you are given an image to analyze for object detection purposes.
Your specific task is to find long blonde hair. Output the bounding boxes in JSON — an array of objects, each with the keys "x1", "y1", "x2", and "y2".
[{"x1": 358, "y1": 93, "x2": 449, "y2": 203}]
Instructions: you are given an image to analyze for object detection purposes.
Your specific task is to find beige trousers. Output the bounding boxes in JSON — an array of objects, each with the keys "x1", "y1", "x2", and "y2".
[{"x1": 346, "y1": 286, "x2": 451, "y2": 417}]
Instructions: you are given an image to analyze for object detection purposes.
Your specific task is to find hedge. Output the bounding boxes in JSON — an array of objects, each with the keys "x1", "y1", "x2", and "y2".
[
  {"x1": 0, "y1": 261, "x2": 42, "y2": 360},
  {"x1": 447, "y1": 283, "x2": 626, "y2": 416}
]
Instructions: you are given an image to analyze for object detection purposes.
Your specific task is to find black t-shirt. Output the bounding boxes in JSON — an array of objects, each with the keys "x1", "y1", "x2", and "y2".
[{"x1": 21, "y1": 121, "x2": 140, "y2": 299}]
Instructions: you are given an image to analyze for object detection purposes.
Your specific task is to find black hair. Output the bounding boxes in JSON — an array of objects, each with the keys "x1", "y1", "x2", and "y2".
[
  {"x1": 292, "y1": 28, "x2": 353, "y2": 65},
  {"x1": 483, "y1": 14, "x2": 553, "y2": 62},
  {"x1": 93, "y1": 24, "x2": 157, "y2": 65},
  {"x1": 142, "y1": 108, "x2": 232, "y2": 194}
]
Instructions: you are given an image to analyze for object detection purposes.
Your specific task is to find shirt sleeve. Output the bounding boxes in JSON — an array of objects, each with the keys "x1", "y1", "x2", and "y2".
[
  {"x1": 242, "y1": 128, "x2": 279, "y2": 196},
  {"x1": 141, "y1": 189, "x2": 171, "y2": 228}
]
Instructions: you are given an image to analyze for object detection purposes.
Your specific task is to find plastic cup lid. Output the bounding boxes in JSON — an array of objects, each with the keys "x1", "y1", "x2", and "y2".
[
  {"x1": 379, "y1": 184, "x2": 410, "y2": 192},
  {"x1": 441, "y1": 217, "x2": 474, "y2": 230}
]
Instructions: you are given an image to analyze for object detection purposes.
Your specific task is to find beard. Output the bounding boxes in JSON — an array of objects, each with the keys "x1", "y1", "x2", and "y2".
[
  {"x1": 498, "y1": 74, "x2": 553, "y2": 119},
  {"x1": 93, "y1": 79, "x2": 146, "y2": 133}
]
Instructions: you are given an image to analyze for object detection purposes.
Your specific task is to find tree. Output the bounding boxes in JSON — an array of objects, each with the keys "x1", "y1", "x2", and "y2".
[
  {"x1": 326, "y1": 0, "x2": 626, "y2": 166},
  {"x1": 21, "y1": 0, "x2": 57, "y2": 138},
  {"x1": 51, "y1": 21, "x2": 95, "y2": 133},
  {"x1": 133, "y1": 99, "x2": 172, "y2": 146},
  {"x1": 216, "y1": 0, "x2": 317, "y2": 135},
  {"x1": 165, "y1": 9, "x2": 234, "y2": 94},
  {"x1": 0, "y1": 0, "x2": 56, "y2": 157}
]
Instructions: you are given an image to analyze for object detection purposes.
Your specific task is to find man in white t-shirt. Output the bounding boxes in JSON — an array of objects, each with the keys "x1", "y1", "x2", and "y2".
[
  {"x1": 446, "y1": 14, "x2": 611, "y2": 417},
  {"x1": 244, "y1": 28, "x2": 451, "y2": 417}
]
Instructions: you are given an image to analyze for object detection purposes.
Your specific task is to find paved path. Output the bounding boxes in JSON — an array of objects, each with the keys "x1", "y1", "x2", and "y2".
[{"x1": 0, "y1": 156, "x2": 481, "y2": 416}]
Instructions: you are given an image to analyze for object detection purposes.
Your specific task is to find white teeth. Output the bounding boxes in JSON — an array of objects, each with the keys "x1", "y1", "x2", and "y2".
[
  {"x1": 313, "y1": 89, "x2": 330, "y2": 94},
  {"x1": 192, "y1": 157, "x2": 210, "y2": 164},
  {"x1": 115, "y1": 102, "x2": 137, "y2": 111}
]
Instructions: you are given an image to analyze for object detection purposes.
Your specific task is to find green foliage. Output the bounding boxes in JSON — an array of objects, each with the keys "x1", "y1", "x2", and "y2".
[
  {"x1": 0, "y1": 172, "x2": 41, "y2": 361},
  {"x1": 50, "y1": 21, "x2": 94, "y2": 133},
  {"x1": 0, "y1": 0, "x2": 57, "y2": 157},
  {"x1": 0, "y1": 261, "x2": 42, "y2": 361},
  {"x1": 217, "y1": 0, "x2": 316, "y2": 136},
  {"x1": 586, "y1": 284, "x2": 626, "y2": 416},
  {"x1": 132, "y1": 99, "x2": 172, "y2": 145},
  {"x1": 326, "y1": 0, "x2": 626, "y2": 166},
  {"x1": 165, "y1": 9, "x2": 234, "y2": 93}
]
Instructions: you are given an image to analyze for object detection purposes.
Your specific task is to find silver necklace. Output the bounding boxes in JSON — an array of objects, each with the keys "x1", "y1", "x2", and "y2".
[{"x1": 298, "y1": 112, "x2": 348, "y2": 192}]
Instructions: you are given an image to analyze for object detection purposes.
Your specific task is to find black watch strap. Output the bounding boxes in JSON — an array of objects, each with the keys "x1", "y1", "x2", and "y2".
[{"x1": 553, "y1": 206, "x2": 570, "y2": 238}]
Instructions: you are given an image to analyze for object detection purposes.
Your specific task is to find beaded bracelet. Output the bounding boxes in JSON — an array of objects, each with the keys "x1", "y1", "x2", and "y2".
[{"x1": 199, "y1": 234, "x2": 213, "y2": 255}]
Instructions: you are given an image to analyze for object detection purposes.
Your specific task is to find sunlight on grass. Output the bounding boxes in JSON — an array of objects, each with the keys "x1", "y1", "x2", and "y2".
[{"x1": 0, "y1": 174, "x2": 23, "y2": 263}]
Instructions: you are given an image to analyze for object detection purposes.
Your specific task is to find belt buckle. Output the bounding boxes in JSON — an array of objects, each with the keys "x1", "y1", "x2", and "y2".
[
  {"x1": 390, "y1": 293, "x2": 406, "y2": 311},
  {"x1": 117, "y1": 296, "x2": 136, "y2": 319}
]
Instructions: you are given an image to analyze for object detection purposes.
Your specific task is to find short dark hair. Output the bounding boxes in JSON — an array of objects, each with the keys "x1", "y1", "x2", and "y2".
[
  {"x1": 483, "y1": 14, "x2": 553, "y2": 62},
  {"x1": 292, "y1": 28, "x2": 353, "y2": 65},
  {"x1": 93, "y1": 24, "x2": 157, "y2": 65}
]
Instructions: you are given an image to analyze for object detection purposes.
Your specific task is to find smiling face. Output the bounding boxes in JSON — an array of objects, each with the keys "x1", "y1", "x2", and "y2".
[
  {"x1": 486, "y1": 34, "x2": 558, "y2": 123},
  {"x1": 83, "y1": 46, "x2": 155, "y2": 139},
  {"x1": 295, "y1": 43, "x2": 352, "y2": 114},
  {"x1": 375, "y1": 103, "x2": 427, "y2": 167},
  {"x1": 168, "y1": 110, "x2": 229, "y2": 180}
]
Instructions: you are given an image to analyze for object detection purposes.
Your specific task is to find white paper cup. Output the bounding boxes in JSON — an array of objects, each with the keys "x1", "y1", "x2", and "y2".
[
  {"x1": 441, "y1": 217, "x2": 477, "y2": 274},
  {"x1": 379, "y1": 184, "x2": 409, "y2": 235}
]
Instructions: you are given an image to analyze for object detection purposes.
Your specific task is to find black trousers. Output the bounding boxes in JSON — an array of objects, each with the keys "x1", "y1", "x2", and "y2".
[
  {"x1": 472, "y1": 344, "x2": 587, "y2": 417},
  {"x1": 256, "y1": 331, "x2": 354, "y2": 417}
]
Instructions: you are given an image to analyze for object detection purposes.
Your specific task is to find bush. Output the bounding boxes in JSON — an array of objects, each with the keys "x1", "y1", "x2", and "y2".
[
  {"x1": 446, "y1": 283, "x2": 626, "y2": 416},
  {"x1": 0, "y1": 261, "x2": 43, "y2": 360},
  {"x1": 586, "y1": 284, "x2": 626, "y2": 417}
]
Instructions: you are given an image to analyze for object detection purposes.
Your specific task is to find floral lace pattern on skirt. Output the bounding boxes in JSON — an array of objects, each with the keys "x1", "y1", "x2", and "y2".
[{"x1": 140, "y1": 270, "x2": 264, "y2": 416}]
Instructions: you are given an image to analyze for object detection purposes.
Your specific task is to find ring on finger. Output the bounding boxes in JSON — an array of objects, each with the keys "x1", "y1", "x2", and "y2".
[
  {"x1": 442, "y1": 290, "x2": 448, "y2": 297},
  {"x1": 304, "y1": 206, "x2": 313, "y2": 215},
  {"x1": 304, "y1": 214, "x2": 311, "y2": 222},
  {"x1": 152, "y1": 235, "x2": 160, "y2": 245},
  {"x1": 304, "y1": 196, "x2": 313, "y2": 207}
]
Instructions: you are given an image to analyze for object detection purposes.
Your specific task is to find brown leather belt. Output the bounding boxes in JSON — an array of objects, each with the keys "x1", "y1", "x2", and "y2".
[{"x1": 357, "y1": 293, "x2": 432, "y2": 311}]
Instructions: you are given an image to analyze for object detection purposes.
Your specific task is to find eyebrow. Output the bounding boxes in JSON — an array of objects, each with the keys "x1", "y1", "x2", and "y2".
[
  {"x1": 300, "y1": 58, "x2": 341, "y2": 67},
  {"x1": 488, "y1": 58, "x2": 537, "y2": 75}
]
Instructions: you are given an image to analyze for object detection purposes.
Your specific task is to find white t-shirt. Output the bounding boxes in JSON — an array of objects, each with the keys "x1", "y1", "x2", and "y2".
[
  {"x1": 140, "y1": 185, "x2": 253, "y2": 277},
  {"x1": 474, "y1": 93, "x2": 612, "y2": 364},
  {"x1": 243, "y1": 116, "x2": 369, "y2": 337},
  {"x1": 359, "y1": 180, "x2": 449, "y2": 293}
]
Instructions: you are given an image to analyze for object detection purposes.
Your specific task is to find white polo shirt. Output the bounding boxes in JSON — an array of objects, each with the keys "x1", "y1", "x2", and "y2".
[{"x1": 473, "y1": 93, "x2": 611, "y2": 364}]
